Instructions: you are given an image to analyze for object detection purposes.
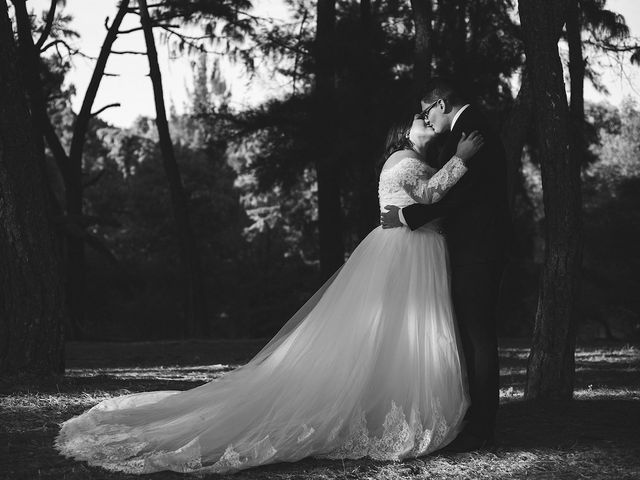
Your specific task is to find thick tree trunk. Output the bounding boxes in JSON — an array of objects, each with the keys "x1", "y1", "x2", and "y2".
[
  {"x1": 519, "y1": 0, "x2": 583, "y2": 400},
  {"x1": 315, "y1": 0, "x2": 344, "y2": 279},
  {"x1": 0, "y1": 0, "x2": 65, "y2": 375},
  {"x1": 138, "y1": 0, "x2": 208, "y2": 337},
  {"x1": 410, "y1": 0, "x2": 433, "y2": 95}
]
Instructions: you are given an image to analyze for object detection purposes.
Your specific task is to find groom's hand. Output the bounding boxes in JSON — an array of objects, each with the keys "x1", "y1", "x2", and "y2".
[{"x1": 380, "y1": 205, "x2": 402, "y2": 229}]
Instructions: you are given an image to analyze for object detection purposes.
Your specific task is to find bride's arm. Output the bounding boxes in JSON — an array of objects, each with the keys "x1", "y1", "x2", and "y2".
[
  {"x1": 400, "y1": 156, "x2": 468, "y2": 204},
  {"x1": 401, "y1": 130, "x2": 483, "y2": 204}
]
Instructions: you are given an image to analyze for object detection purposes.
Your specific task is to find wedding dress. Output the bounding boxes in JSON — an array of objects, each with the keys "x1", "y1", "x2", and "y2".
[{"x1": 55, "y1": 154, "x2": 470, "y2": 474}]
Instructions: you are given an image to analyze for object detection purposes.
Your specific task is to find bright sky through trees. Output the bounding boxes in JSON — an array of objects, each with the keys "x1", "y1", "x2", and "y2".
[{"x1": 28, "y1": 0, "x2": 640, "y2": 128}]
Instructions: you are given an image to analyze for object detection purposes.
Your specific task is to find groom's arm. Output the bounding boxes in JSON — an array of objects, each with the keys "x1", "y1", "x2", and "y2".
[{"x1": 401, "y1": 135, "x2": 506, "y2": 230}]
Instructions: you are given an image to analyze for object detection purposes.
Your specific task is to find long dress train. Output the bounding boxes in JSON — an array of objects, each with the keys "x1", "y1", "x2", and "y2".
[{"x1": 55, "y1": 154, "x2": 470, "y2": 474}]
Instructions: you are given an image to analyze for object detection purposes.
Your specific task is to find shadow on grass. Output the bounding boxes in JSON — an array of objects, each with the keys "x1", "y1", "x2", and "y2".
[{"x1": 498, "y1": 399, "x2": 640, "y2": 449}]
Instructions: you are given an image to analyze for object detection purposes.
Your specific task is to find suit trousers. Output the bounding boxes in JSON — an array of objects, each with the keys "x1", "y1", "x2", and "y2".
[{"x1": 450, "y1": 261, "x2": 504, "y2": 438}]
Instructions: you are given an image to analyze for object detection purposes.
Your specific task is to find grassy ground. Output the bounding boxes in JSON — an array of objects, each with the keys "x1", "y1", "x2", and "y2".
[{"x1": 1, "y1": 339, "x2": 639, "y2": 480}]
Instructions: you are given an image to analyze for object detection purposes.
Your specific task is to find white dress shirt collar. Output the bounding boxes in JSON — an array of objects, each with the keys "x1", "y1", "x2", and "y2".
[{"x1": 451, "y1": 104, "x2": 471, "y2": 131}]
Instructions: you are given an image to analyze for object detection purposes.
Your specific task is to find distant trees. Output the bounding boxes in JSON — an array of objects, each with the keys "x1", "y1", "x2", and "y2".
[{"x1": 0, "y1": 0, "x2": 65, "y2": 375}]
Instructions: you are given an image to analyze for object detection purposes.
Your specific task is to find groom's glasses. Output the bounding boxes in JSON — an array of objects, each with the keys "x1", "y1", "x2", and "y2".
[{"x1": 417, "y1": 99, "x2": 440, "y2": 122}]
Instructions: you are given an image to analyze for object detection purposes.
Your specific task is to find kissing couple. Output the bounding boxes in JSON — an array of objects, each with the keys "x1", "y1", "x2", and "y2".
[{"x1": 56, "y1": 77, "x2": 511, "y2": 474}]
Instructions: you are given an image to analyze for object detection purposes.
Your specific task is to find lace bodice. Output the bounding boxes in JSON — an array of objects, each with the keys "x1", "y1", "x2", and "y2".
[{"x1": 378, "y1": 155, "x2": 467, "y2": 212}]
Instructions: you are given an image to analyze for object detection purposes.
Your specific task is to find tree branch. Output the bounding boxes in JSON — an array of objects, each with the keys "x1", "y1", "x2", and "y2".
[
  {"x1": 90, "y1": 102, "x2": 121, "y2": 117},
  {"x1": 159, "y1": 25, "x2": 228, "y2": 55},
  {"x1": 68, "y1": 0, "x2": 130, "y2": 208},
  {"x1": 41, "y1": 38, "x2": 73, "y2": 53},
  {"x1": 111, "y1": 49, "x2": 147, "y2": 55},
  {"x1": 41, "y1": 38, "x2": 97, "y2": 60},
  {"x1": 584, "y1": 39, "x2": 640, "y2": 53},
  {"x1": 118, "y1": 22, "x2": 178, "y2": 34},
  {"x1": 34, "y1": 0, "x2": 57, "y2": 50}
]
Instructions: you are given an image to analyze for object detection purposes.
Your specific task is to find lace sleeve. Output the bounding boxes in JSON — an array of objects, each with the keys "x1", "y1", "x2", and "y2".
[{"x1": 399, "y1": 156, "x2": 468, "y2": 204}]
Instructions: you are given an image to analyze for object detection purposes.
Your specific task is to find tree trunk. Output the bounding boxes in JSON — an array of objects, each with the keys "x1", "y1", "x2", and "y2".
[
  {"x1": 138, "y1": 0, "x2": 208, "y2": 337},
  {"x1": 410, "y1": 0, "x2": 433, "y2": 95},
  {"x1": 0, "y1": 0, "x2": 65, "y2": 376},
  {"x1": 566, "y1": 0, "x2": 586, "y2": 164},
  {"x1": 354, "y1": 0, "x2": 378, "y2": 240},
  {"x1": 501, "y1": 71, "x2": 533, "y2": 213},
  {"x1": 315, "y1": 0, "x2": 344, "y2": 279},
  {"x1": 452, "y1": 0, "x2": 467, "y2": 80},
  {"x1": 65, "y1": 0, "x2": 130, "y2": 339},
  {"x1": 519, "y1": 0, "x2": 583, "y2": 400}
]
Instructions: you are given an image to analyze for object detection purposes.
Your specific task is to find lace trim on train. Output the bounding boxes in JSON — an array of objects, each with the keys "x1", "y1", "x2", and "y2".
[
  {"x1": 55, "y1": 399, "x2": 462, "y2": 474},
  {"x1": 318, "y1": 399, "x2": 451, "y2": 461}
]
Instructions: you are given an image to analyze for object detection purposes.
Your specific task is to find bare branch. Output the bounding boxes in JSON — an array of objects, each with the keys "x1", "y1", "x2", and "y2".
[
  {"x1": 41, "y1": 38, "x2": 72, "y2": 52},
  {"x1": 103, "y1": 73, "x2": 121, "y2": 77},
  {"x1": 118, "y1": 23, "x2": 178, "y2": 34},
  {"x1": 41, "y1": 38, "x2": 97, "y2": 60},
  {"x1": 584, "y1": 39, "x2": 640, "y2": 53},
  {"x1": 90, "y1": 102, "x2": 121, "y2": 117},
  {"x1": 35, "y1": 0, "x2": 58, "y2": 50},
  {"x1": 111, "y1": 49, "x2": 147, "y2": 55},
  {"x1": 127, "y1": 2, "x2": 181, "y2": 10},
  {"x1": 159, "y1": 25, "x2": 228, "y2": 55},
  {"x1": 69, "y1": 0, "x2": 130, "y2": 178}
]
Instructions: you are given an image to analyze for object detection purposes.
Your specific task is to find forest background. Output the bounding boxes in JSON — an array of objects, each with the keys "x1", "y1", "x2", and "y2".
[{"x1": 14, "y1": 0, "x2": 640, "y2": 343}]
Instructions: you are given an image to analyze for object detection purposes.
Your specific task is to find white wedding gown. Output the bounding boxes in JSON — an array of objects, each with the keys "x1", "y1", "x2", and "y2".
[{"x1": 55, "y1": 155, "x2": 470, "y2": 474}]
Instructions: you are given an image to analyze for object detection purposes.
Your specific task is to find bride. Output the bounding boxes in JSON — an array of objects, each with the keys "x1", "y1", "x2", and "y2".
[{"x1": 55, "y1": 114, "x2": 485, "y2": 474}]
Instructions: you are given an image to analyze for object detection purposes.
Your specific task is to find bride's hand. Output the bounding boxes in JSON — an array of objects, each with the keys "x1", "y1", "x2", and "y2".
[{"x1": 455, "y1": 130, "x2": 485, "y2": 163}]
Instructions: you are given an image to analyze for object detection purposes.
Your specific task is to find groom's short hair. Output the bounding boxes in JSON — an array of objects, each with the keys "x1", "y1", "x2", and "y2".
[{"x1": 421, "y1": 77, "x2": 468, "y2": 106}]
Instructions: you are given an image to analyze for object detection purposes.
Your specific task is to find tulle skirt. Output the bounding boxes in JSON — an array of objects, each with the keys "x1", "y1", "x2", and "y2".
[{"x1": 55, "y1": 224, "x2": 469, "y2": 474}]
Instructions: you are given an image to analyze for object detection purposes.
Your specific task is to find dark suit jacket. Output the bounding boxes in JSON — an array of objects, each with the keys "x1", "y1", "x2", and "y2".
[{"x1": 402, "y1": 106, "x2": 512, "y2": 266}]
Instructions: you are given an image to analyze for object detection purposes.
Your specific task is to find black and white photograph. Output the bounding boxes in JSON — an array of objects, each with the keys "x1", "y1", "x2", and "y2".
[{"x1": 1, "y1": 0, "x2": 639, "y2": 478}]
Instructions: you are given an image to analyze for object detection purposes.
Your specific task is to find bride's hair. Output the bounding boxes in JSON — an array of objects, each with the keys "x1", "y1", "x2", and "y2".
[
  {"x1": 376, "y1": 116, "x2": 414, "y2": 175},
  {"x1": 382, "y1": 117, "x2": 413, "y2": 159}
]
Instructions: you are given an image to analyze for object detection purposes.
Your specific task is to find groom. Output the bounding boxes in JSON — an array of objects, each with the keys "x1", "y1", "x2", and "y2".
[{"x1": 381, "y1": 78, "x2": 511, "y2": 451}]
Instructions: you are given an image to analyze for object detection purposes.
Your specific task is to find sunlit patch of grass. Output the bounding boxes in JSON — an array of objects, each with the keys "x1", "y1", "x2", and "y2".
[
  {"x1": 0, "y1": 389, "x2": 128, "y2": 436},
  {"x1": 1, "y1": 339, "x2": 639, "y2": 479},
  {"x1": 65, "y1": 364, "x2": 238, "y2": 382},
  {"x1": 574, "y1": 386, "x2": 640, "y2": 400},
  {"x1": 499, "y1": 386, "x2": 525, "y2": 402},
  {"x1": 575, "y1": 344, "x2": 639, "y2": 362}
]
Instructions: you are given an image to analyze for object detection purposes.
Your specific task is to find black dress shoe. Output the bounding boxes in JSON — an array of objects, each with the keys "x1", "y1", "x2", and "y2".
[{"x1": 440, "y1": 431, "x2": 494, "y2": 453}]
